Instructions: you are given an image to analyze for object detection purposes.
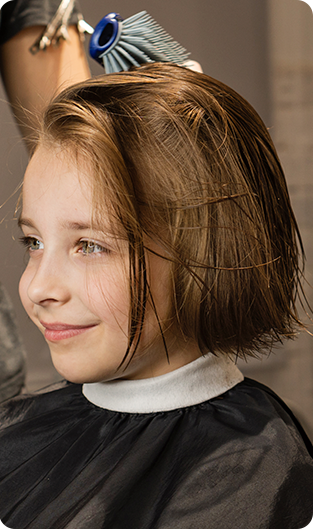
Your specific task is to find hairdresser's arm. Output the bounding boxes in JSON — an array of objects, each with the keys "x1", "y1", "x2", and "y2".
[{"x1": 0, "y1": 25, "x2": 90, "y2": 149}]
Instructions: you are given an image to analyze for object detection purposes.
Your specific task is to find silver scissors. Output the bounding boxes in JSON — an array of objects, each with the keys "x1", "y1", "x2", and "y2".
[{"x1": 29, "y1": 0, "x2": 91, "y2": 54}]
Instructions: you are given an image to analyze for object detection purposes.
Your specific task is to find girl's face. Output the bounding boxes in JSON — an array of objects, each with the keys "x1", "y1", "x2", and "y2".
[{"x1": 19, "y1": 145, "x2": 201, "y2": 383}]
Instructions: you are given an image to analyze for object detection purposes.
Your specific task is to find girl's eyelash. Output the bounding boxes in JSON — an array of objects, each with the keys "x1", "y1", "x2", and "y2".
[
  {"x1": 19, "y1": 236, "x2": 39, "y2": 249},
  {"x1": 19, "y1": 236, "x2": 30, "y2": 248}
]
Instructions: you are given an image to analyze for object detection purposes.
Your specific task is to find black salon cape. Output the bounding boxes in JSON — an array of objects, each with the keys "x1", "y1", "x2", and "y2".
[{"x1": 0, "y1": 378, "x2": 312, "y2": 529}]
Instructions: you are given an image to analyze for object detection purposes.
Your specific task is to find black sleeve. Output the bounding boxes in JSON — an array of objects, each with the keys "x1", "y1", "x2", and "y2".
[{"x1": 0, "y1": 0, "x2": 82, "y2": 45}]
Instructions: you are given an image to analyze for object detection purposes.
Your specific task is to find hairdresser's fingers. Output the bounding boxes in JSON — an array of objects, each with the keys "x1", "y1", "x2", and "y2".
[{"x1": 183, "y1": 60, "x2": 203, "y2": 73}]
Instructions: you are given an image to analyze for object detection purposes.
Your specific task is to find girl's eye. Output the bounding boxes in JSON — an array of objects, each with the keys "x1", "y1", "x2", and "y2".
[
  {"x1": 19, "y1": 236, "x2": 44, "y2": 252},
  {"x1": 79, "y1": 240, "x2": 108, "y2": 255}
]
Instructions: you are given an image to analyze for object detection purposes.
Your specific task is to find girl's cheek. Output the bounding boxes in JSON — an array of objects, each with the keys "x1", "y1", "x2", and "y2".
[{"x1": 19, "y1": 268, "x2": 32, "y2": 315}]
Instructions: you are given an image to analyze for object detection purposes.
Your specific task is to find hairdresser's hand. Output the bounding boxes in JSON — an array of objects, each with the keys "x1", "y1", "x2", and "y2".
[{"x1": 0, "y1": 24, "x2": 90, "y2": 150}]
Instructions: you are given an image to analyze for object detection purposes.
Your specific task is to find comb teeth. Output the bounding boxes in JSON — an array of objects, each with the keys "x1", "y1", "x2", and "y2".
[{"x1": 97, "y1": 11, "x2": 190, "y2": 73}]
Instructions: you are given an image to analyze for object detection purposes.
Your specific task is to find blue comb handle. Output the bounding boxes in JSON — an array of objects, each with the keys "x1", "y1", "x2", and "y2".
[{"x1": 89, "y1": 13, "x2": 123, "y2": 63}]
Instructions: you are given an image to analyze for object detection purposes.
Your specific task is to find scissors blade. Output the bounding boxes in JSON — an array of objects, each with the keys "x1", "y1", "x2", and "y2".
[{"x1": 29, "y1": 0, "x2": 75, "y2": 54}]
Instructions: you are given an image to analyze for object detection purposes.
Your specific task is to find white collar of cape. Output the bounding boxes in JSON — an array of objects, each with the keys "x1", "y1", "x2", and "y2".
[{"x1": 82, "y1": 353, "x2": 244, "y2": 414}]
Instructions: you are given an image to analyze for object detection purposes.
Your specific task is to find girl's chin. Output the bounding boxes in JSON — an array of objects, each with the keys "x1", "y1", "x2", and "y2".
[{"x1": 50, "y1": 356, "x2": 122, "y2": 385}]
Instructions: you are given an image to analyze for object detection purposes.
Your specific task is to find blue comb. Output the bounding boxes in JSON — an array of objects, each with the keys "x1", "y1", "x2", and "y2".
[{"x1": 89, "y1": 11, "x2": 190, "y2": 73}]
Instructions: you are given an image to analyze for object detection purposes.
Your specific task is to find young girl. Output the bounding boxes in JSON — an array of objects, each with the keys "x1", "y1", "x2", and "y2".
[{"x1": 0, "y1": 63, "x2": 313, "y2": 529}]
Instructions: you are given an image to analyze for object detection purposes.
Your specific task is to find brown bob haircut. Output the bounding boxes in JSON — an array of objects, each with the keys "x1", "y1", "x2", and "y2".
[{"x1": 37, "y1": 62, "x2": 306, "y2": 365}]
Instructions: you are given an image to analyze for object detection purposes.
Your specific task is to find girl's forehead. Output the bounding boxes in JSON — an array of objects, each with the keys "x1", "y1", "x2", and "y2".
[
  {"x1": 22, "y1": 144, "x2": 118, "y2": 237},
  {"x1": 22, "y1": 146, "x2": 89, "y2": 216},
  {"x1": 27, "y1": 143, "x2": 86, "y2": 176},
  {"x1": 24, "y1": 145, "x2": 92, "y2": 196}
]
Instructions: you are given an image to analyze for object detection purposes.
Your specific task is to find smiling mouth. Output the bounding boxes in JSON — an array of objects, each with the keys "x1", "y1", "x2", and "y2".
[{"x1": 40, "y1": 322, "x2": 97, "y2": 342}]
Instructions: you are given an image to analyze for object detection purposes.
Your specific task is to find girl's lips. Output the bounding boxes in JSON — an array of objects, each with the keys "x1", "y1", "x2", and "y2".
[{"x1": 40, "y1": 322, "x2": 97, "y2": 342}]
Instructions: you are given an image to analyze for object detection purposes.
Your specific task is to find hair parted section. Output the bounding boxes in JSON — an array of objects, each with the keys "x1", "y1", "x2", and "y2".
[{"x1": 38, "y1": 62, "x2": 306, "y2": 362}]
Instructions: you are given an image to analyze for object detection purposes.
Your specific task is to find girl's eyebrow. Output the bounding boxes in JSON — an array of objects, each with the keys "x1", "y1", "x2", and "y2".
[
  {"x1": 61, "y1": 221, "x2": 108, "y2": 233},
  {"x1": 18, "y1": 216, "x2": 35, "y2": 230},
  {"x1": 61, "y1": 221, "x2": 93, "y2": 231},
  {"x1": 18, "y1": 216, "x2": 103, "y2": 233}
]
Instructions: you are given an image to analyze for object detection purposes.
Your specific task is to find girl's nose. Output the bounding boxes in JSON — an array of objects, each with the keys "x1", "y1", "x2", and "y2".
[{"x1": 26, "y1": 257, "x2": 71, "y2": 307}]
